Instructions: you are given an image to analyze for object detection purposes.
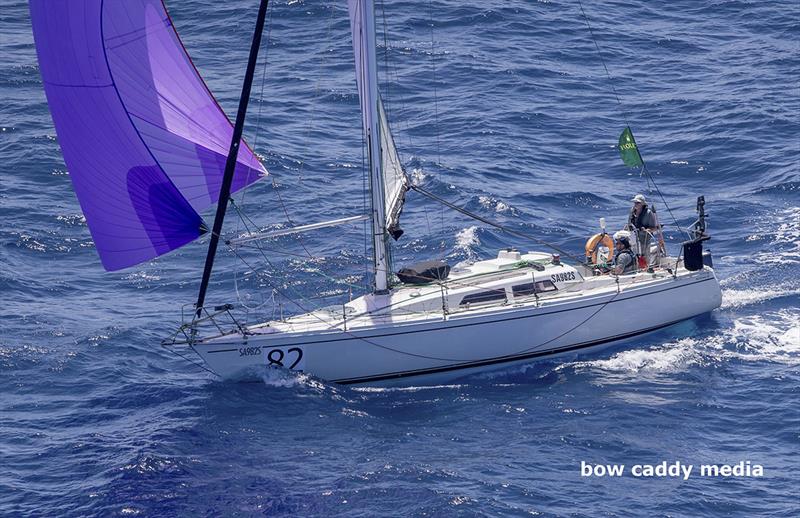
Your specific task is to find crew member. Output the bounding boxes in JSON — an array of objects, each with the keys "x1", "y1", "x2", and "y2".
[
  {"x1": 628, "y1": 194, "x2": 659, "y2": 265},
  {"x1": 629, "y1": 194, "x2": 658, "y2": 233},
  {"x1": 613, "y1": 236, "x2": 636, "y2": 275}
]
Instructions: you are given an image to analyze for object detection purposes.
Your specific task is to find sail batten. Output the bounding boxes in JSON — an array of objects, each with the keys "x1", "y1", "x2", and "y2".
[{"x1": 29, "y1": 0, "x2": 267, "y2": 271}]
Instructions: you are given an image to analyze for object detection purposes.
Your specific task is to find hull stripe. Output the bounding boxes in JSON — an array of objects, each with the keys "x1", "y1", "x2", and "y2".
[{"x1": 333, "y1": 315, "x2": 703, "y2": 384}]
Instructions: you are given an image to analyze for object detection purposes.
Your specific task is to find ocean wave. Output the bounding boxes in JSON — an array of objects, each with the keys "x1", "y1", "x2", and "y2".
[
  {"x1": 4, "y1": 0, "x2": 800, "y2": 515},
  {"x1": 721, "y1": 287, "x2": 800, "y2": 309},
  {"x1": 478, "y1": 195, "x2": 517, "y2": 215},
  {"x1": 452, "y1": 225, "x2": 480, "y2": 260}
]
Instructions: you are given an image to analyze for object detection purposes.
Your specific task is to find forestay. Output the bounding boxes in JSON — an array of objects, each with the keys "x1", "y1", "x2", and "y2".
[{"x1": 29, "y1": 0, "x2": 267, "y2": 271}]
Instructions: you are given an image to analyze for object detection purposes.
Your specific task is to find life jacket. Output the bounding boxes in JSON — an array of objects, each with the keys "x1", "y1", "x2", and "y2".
[
  {"x1": 616, "y1": 248, "x2": 636, "y2": 273},
  {"x1": 629, "y1": 204, "x2": 656, "y2": 229}
]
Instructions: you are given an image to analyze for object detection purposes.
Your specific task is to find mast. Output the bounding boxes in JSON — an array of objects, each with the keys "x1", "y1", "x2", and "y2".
[
  {"x1": 362, "y1": 0, "x2": 390, "y2": 293},
  {"x1": 195, "y1": 0, "x2": 270, "y2": 317}
]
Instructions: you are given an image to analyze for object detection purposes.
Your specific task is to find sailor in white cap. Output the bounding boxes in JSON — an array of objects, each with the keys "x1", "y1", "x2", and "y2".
[
  {"x1": 628, "y1": 194, "x2": 659, "y2": 266},
  {"x1": 629, "y1": 194, "x2": 657, "y2": 229}
]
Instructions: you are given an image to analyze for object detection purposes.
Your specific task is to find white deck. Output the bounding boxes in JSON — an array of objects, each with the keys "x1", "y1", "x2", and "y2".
[{"x1": 227, "y1": 251, "x2": 682, "y2": 338}]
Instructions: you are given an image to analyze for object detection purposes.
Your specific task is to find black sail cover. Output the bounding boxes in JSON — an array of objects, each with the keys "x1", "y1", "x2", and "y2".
[{"x1": 397, "y1": 260, "x2": 451, "y2": 285}]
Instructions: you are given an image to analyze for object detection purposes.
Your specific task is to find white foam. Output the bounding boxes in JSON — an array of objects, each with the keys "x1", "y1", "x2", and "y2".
[
  {"x1": 573, "y1": 338, "x2": 701, "y2": 375},
  {"x1": 353, "y1": 384, "x2": 464, "y2": 393},
  {"x1": 721, "y1": 288, "x2": 800, "y2": 309},
  {"x1": 122, "y1": 270, "x2": 162, "y2": 283},
  {"x1": 576, "y1": 309, "x2": 800, "y2": 378},
  {"x1": 723, "y1": 310, "x2": 800, "y2": 363},
  {"x1": 771, "y1": 207, "x2": 800, "y2": 247},
  {"x1": 256, "y1": 367, "x2": 320, "y2": 388},
  {"x1": 410, "y1": 168, "x2": 427, "y2": 185},
  {"x1": 341, "y1": 407, "x2": 370, "y2": 418},
  {"x1": 453, "y1": 225, "x2": 479, "y2": 260},
  {"x1": 478, "y1": 195, "x2": 515, "y2": 214},
  {"x1": 56, "y1": 214, "x2": 86, "y2": 226}
]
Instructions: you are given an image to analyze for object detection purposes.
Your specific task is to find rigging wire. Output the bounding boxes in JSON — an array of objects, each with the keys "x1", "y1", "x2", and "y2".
[
  {"x1": 411, "y1": 184, "x2": 587, "y2": 264},
  {"x1": 228, "y1": 2, "x2": 370, "y2": 309},
  {"x1": 362, "y1": 107, "x2": 370, "y2": 292},
  {"x1": 230, "y1": 199, "x2": 364, "y2": 292},
  {"x1": 201, "y1": 200, "x2": 390, "y2": 341},
  {"x1": 426, "y1": 0, "x2": 446, "y2": 243},
  {"x1": 267, "y1": 1, "x2": 338, "y2": 253},
  {"x1": 378, "y1": 0, "x2": 392, "y2": 108},
  {"x1": 263, "y1": 1, "x2": 369, "y2": 286},
  {"x1": 162, "y1": 342, "x2": 222, "y2": 377},
  {"x1": 377, "y1": 0, "x2": 436, "y2": 248},
  {"x1": 575, "y1": 0, "x2": 689, "y2": 239},
  {"x1": 232, "y1": 0, "x2": 275, "y2": 311},
  {"x1": 233, "y1": 0, "x2": 273, "y2": 220}
]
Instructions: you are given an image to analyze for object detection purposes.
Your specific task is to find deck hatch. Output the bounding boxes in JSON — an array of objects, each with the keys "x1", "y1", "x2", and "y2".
[{"x1": 459, "y1": 289, "x2": 507, "y2": 306}]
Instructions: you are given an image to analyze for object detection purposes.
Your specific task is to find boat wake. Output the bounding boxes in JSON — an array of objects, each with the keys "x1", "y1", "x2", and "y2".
[
  {"x1": 257, "y1": 367, "x2": 311, "y2": 388},
  {"x1": 572, "y1": 308, "x2": 799, "y2": 379},
  {"x1": 460, "y1": 295, "x2": 798, "y2": 386},
  {"x1": 223, "y1": 363, "x2": 323, "y2": 390},
  {"x1": 720, "y1": 287, "x2": 800, "y2": 309},
  {"x1": 352, "y1": 384, "x2": 466, "y2": 394},
  {"x1": 572, "y1": 338, "x2": 703, "y2": 376}
]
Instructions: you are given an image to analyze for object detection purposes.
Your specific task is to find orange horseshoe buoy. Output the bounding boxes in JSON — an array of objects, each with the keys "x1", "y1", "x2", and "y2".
[{"x1": 585, "y1": 233, "x2": 614, "y2": 265}]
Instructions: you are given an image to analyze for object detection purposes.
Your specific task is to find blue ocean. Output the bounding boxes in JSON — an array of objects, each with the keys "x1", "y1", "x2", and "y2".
[{"x1": 2, "y1": 0, "x2": 798, "y2": 515}]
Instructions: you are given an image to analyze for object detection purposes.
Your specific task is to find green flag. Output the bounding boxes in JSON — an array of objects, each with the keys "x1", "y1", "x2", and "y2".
[{"x1": 618, "y1": 126, "x2": 644, "y2": 167}]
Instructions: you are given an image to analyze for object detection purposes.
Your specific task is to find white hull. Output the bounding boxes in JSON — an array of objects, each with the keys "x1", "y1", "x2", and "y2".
[{"x1": 190, "y1": 264, "x2": 722, "y2": 386}]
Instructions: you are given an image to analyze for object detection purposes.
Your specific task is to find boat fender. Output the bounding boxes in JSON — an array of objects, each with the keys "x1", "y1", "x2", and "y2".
[{"x1": 585, "y1": 233, "x2": 615, "y2": 265}]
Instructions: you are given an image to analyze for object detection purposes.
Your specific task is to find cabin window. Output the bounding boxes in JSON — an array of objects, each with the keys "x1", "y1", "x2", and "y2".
[
  {"x1": 511, "y1": 280, "x2": 557, "y2": 297},
  {"x1": 459, "y1": 289, "x2": 507, "y2": 306}
]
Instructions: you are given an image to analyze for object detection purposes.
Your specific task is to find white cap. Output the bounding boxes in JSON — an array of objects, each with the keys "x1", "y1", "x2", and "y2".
[{"x1": 631, "y1": 194, "x2": 647, "y2": 204}]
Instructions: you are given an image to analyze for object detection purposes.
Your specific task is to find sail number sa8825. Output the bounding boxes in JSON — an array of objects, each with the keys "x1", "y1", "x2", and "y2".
[{"x1": 238, "y1": 346, "x2": 305, "y2": 371}]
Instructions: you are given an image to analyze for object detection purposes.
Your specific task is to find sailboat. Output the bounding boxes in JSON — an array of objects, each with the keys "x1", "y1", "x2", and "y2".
[{"x1": 30, "y1": 0, "x2": 722, "y2": 386}]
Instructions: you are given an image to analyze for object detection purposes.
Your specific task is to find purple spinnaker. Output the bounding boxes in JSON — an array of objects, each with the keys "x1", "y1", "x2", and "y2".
[{"x1": 29, "y1": 0, "x2": 267, "y2": 271}]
